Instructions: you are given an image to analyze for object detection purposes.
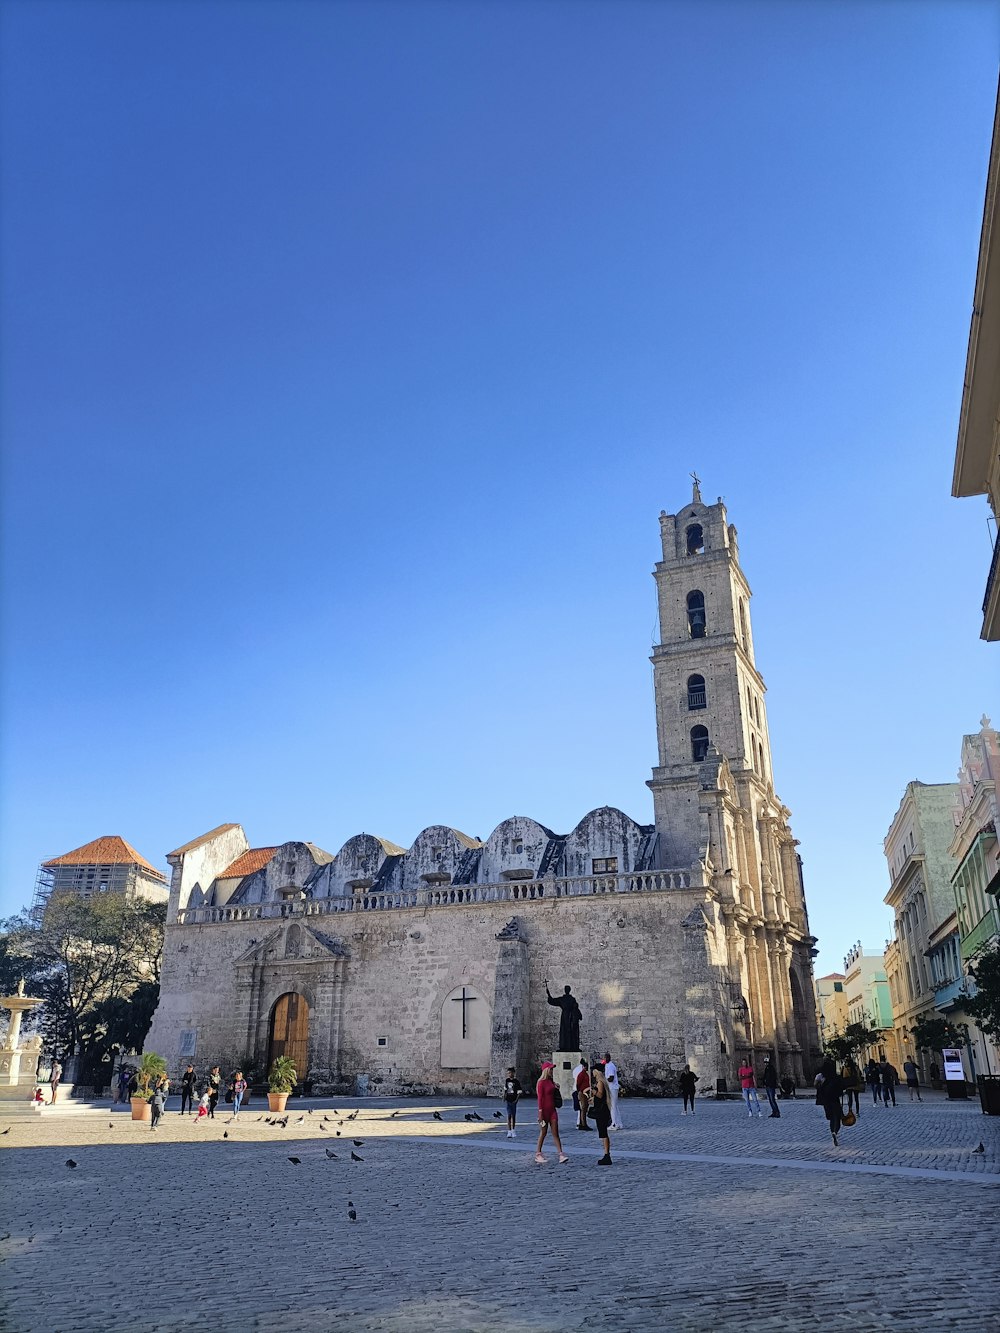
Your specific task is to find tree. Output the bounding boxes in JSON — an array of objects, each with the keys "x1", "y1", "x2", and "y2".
[
  {"x1": 910, "y1": 1015, "x2": 965, "y2": 1054},
  {"x1": 0, "y1": 892, "x2": 166, "y2": 1082},
  {"x1": 824, "y1": 1021, "x2": 884, "y2": 1066},
  {"x1": 965, "y1": 943, "x2": 1000, "y2": 1043}
]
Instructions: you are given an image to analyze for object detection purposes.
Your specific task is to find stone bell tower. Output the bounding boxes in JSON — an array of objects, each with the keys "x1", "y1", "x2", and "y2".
[{"x1": 648, "y1": 479, "x2": 820, "y2": 1080}]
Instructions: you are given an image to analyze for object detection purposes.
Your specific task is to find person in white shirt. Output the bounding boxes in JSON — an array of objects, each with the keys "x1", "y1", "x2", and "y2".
[{"x1": 603, "y1": 1051, "x2": 623, "y2": 1129}]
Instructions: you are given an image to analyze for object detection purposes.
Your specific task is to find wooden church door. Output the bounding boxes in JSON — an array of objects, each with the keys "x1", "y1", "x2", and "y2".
[{"x1": 268, "y1": 992, "x2": 309, "y2": 1077}]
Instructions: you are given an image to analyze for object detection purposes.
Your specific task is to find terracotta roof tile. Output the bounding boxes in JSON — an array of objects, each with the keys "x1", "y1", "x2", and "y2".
[
  {"x1": 217, "y1": 847, "x2": 279, "y2": 880},
  {"x1": 42, "y1": 836, "x2": 167, "y2": 882}
]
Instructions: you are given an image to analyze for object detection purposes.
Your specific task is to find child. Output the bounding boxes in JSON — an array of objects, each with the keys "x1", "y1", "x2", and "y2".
[
  {"x1": 150, "y1": 1083, "x2": 165, "y2": 1130},
  {"x1": 503, "y1": 1067, "x2": 522, "y2": 1139},
  {"x1": 29, "y1": 1087, "x2": 45, "y2": 1113},
  {"x1": 195, "y1": 1089, "x2": 210, "y2": 1120}
]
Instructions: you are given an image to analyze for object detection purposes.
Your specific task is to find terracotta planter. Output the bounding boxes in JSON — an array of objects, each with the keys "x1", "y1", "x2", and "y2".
[
  {"x1": 130, "y1": 1097, "x2": 152, "y2": 1122},
  {"x1": 268, "y1": 1092, "x2": 290, "y2": 1112}
]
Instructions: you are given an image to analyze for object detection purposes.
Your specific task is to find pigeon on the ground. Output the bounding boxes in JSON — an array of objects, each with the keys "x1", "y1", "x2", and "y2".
[
  {"x1": 287, "y1": 1156, "x2": 302, "y2": 1165},
  {"x1": 257, "y1": 1116, "x2": 263, "y2": 1122},
  {"x1": 307, "y1": 1109, "x2": 313, "y2": 1115},
  {"x1": 493, "y1": 1111, "x2": 503, "y2": 1118},
  {"x1": 335, "y1": 1130, "x2": 341, "y2": 1136},
  {"x1": 223, "y1": 1131, "x2": 229, "y2": 1139},
  {"x1": 325, "y1": 1148, "x2": 338, "y2": 1159},
  {"x1": 320, "y1": 1123, "x2": 328, "y2": 1131},
  {"x1": 323, "y1": 1115, "x2": 333, "y2": 1122},
  {"x1": 65, "y1": 1160, "x2": 77, "y2": 1169},
  {"x1": 432, "y1": 1112, "x2": 443, "y2": 1121},
  {"x1": 390, "y1": 1110, "x2": 398, "y2": 1118},
  {"x1": 352, "y1": 1139, "x2": 363, "y2": 1146},
  {"x1": 470, "y1": 1111, "x2": 483, "y2": 1121},
  {"x1": 347, "y1": 1111, "x2": 358, "y2": 1121},
  {"x1": 973, "y1": 1142, "x2": 986, "y2": 1154},
  {"x1": 347, "y1": 1204, "x2": 357, "y2": 1222},
  {"x1": 296, "y1": 1116, "x2": 304, "y2": 1124},
  {"x1": 351, "y1": 1150, "x2": 364, "y2": 1162},
  {"x1": 463, "y1": 1113, "x2": 474, "y2": 1121},
  {"x1": 109, "y1": 1123, "x2": 114, "y2": 1128},
  {"x1": 0, "y1": 1127, "x2": 10, "y2": 1135}
]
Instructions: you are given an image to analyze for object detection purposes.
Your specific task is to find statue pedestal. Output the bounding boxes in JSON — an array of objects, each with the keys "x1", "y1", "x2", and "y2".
[
  {"x1": 0, "y1": 1046, "x2": 25, "y2": 1088},
  {"x1": 552, "y1": 1051, "x2": 582, "y2": 1106}
]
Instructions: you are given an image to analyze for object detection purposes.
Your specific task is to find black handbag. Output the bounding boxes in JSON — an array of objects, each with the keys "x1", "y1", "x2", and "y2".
[{"x1": 553, "y1": 1087, "x2": 563, "y2": 1109}]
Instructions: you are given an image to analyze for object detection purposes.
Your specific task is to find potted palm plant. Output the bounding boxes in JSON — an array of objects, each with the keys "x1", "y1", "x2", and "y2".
[
  {"x1": 267, "y1": 1055, "x2": 297, "y2": 1112},
  {"x1": 130, "y1": 1052, "x2": 167, "y2": 1122}
]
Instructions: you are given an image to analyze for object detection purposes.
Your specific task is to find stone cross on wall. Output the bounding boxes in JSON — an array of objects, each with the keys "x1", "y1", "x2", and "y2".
[{"x1": 451, "y1": 986, "x2": 477, "y2": 1040}]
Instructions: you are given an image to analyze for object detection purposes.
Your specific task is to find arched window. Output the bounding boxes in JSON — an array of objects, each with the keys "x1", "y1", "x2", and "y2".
[
  {"x1": 691, "y1": 725, "x2": 709, "y2": 762},
  {"x1": 687, "y1": 591, "x2": 706, "y2": 638},
  {"x1": 687, "y1": 674, "x2": 706, "y2": 710},
  {"x1": 686, "y1": 524, "x2": 704, "y2": 556}
]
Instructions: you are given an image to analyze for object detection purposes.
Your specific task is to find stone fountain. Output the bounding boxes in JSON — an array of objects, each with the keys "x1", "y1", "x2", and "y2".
[{"x1": 0, "y1": 978, "x2": 45, "y2": 1097}]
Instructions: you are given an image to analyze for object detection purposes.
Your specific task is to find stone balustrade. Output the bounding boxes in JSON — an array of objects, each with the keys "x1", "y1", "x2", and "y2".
[{"x1": 175, "y1": 868, "x2": 693, "y2": 925}]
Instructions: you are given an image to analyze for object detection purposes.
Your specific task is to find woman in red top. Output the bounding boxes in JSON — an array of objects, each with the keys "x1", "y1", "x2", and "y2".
[
  {"x1": 536, "y1": 1062, "x2": 569, "y2": 1164},
  {"x1": 738, "y1": 1061, "x2": 762, "y2": 1118}
]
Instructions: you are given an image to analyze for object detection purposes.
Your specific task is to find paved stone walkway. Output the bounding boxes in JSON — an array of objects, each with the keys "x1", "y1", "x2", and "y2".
[{"x1": 1, "y1": 1094, "x2": 998, "y2": 1332}]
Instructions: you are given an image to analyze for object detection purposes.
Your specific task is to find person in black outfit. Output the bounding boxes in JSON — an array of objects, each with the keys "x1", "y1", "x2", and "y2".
[
  {"x1": 678, "y1": 1065, "x2": 698, "y2": 1114},
  {"x1": 179, "y1": 1063, "x2": 197, "y2": 1115},
  {"x1": 816, "y1": 1058, "x2": 845, "y2": 1146},
  {"x1": 761, "y1": 1055, "x2": 780, "y2": 1117},
  {"x1": 207, "y1": 1066, "x2": 221, "y2": 1119}
]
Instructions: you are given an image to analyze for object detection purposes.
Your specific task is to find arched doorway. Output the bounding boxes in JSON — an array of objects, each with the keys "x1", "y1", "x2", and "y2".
[
  {"x1": 268, "y1": 992, "x2": 309, "y2": 1079},
  {"x1": 788, "y1": 968, "x2": 812, "y2": 1078}
]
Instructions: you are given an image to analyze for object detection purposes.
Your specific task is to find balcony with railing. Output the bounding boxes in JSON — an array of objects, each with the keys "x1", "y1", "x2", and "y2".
[
  {"x1": 960, "y1": 909, "x2": 1000, "y2": 961},
  {"x1": 984, "y1": 529, "x2": 1000, "y2": 639},
  {"x1": 175, "y1": 867, "x2": 695, "y2": 925}
]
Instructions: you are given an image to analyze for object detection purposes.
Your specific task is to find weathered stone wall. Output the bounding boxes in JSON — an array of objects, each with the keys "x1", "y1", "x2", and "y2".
[{"x1": 146, "y1": 888, "x2": 729, "y2": 1096}]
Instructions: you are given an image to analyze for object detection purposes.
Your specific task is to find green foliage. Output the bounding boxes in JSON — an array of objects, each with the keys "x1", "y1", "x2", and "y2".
[
  {"x1": 132, "y1": 1052, "x2": 167, "y2": 1101},
  {"x1": 965, "y1": 943, "x2": 1000, "y2": 1043},
  {"x1": 824, "y1": 1021, "x2": 884, "y2": 1065},
  {"x1": 911, "y1": 1016, "x2": 965, "y2": 1053},
  {"x1": 0, "y1": 893, "x2": 165, "y2": 1077},
  {"x1": 268, "y1": 1055, "x2": 297, "y2": 1093}
]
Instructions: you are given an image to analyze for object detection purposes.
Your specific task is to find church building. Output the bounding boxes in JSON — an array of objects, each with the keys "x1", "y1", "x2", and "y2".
[{"x1": 146, "y1": 485, "x2": 821, "y2": 1093}]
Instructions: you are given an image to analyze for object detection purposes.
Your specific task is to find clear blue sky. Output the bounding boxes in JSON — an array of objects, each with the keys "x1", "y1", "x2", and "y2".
[{"x1": 1, "y1": 0, "x2": 997, "y2": 975}]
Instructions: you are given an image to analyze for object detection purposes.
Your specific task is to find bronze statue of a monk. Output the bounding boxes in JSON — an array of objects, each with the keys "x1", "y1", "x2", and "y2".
[{"x1": 545, "y1": 981, "x2": 582, "y2": 1051}]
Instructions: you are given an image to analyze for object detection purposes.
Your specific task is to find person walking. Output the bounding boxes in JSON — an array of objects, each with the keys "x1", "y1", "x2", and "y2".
[
  {"x1": 842, "y1": 1058, "x2": 861, "y2": 1116},
  {"x1": 679, "y1": 1065, "x2": 699, "y2": 1114},
  {"x1": 207, "y1": 1066, "x2": 222, "y2": 1119},
  {"x1": 502, "y1": 1067, "x2": 523, "y2": 1139},
  {"x1": 179, "y1": 1063, "x2": 197, "y2": 1115},
  {"x1": 231, "y1": 1070, "x2": 247, "y2": 1118},
  {"x1": 150, "y1": 1080, "x2": 166, "y2": 1130},
  {"x1": 48, "y1": 1058, "x2": 62, "y2": 1105},
  {"x1": 590, "y1": 1061, "x2": 613, "y2": 1166},
  {"x1": 903, "y1": 1057, "x2": 923, "y2": 1102},
  {"x1": 879, "y1": 1058, "x2": 898, "y2": 1107},
  {"x1": 865, "y1": 1059, "x2": 882, "y2": 1106},
  {"x1": 816, "y1": 1057, "x2": 845, "y2": 1146},
  {"x1": 761, "y1": 1056, "x2": 781, "y2": 1118},
  {"x1": 603, "y1": 1052, "x2": 624, "y2": 1130},
  {"x1": 738, "y1": 1060, "x2": 763, "y2": 1117},
  {"x1": 575, "y1": 1059, "x2": 592, "y2": 1131},
  {"x1": 535, "y1": 1062, "x2": 568, "y2": 1164}
]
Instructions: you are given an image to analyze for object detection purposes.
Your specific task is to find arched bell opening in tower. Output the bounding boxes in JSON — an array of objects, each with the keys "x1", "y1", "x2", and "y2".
[{"x1": 686, "y1": 590, "x2": 706, "y2": 638}]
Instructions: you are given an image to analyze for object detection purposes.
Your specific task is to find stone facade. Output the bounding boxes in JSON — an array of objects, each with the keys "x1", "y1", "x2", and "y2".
[
  {"x1": 146, "y1": 487, "x2": 821, "y2": 1094},
  {"x1": 883, "y1": 781, "x2": 962, "y2": 1081}
]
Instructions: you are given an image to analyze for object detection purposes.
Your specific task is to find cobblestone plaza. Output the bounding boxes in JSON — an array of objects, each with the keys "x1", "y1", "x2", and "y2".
[{"x1": 1, "y1": 1092, "x2": 997, "y2": 1332}]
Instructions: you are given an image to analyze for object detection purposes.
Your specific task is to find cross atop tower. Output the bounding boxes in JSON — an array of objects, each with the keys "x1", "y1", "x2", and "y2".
[{"x1": 690, "y1": 471, "x2": 702, "y2": 503}]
